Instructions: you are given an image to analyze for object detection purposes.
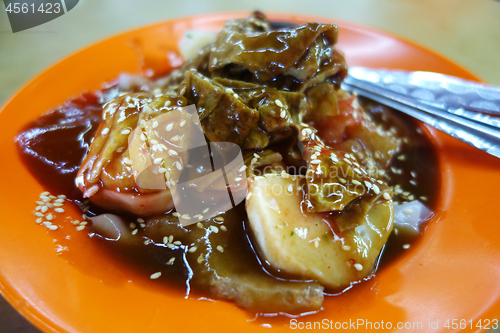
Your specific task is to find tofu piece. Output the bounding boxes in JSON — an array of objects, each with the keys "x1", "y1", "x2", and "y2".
[{"x1": 246, "y1": 176, "x2": 394, "y2": 290}]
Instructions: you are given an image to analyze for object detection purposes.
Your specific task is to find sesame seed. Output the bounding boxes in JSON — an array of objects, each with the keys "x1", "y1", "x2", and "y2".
[
  {"x1": 180, "y1": 120, "x2": 186, "y2": 127},
  {"x1": 167, "y1": 258, "x2": 176, "y2": 265},
  {"x1": 168, "y1": 235, "x2": 174, "y2": 243},
  {"x1": 47, "y1": 225, "x2": 58, "y2": 231},
  {"x1": 216, "y1": 245, "x2": 224, "y2": 253},
  {"x1": 352, "y1": 180, "x2": 361, "y2": 186},
  {"x1": 383, "y1": 192, "x2": 391, "y2": 200},
  {"x1": 40, "y1": 205, "x2": 48, "y2": 213},
  {"x1": 202, "y1": 208, "x2": 209, "y2": 214},
  {"x1": 403, "y1": 208, "x2": 413, "y2": 214},
  {"x1": 175, "y1": 161, "x2": 182, "y2": 170},
  {"x1": 343, "y1": 158, "x2": 352, "y2": 165},
  {"x1": 310, "y1": 159, "x2": 321, "y2": 164},
  {"x1": 287, "y1": 184, "x2": 294, "y2": 193},
  {"x1": 101, "y1": 128, "x2": 110, "y2": 135},
  {"x1": 34, "y1": 212, "x2": 44, "y2": 217},
  {"x1": 235, "y1": 177, "x2": 242, "y2": 181},
  {"x1": 153, "y1": 158, "x2": 162, "y2": 165},
  {"x1": 339, "y1": 178, "x2": 347, "y2": 184},
  {"x1": 179, "y1": 86, "x2": 187, "y2": 96},
  {"x1": 354, "y1": 263, "x2": 363, "y2": 271},
  {"x1": 152, "y1": 121, "x2": 159, "y2": 129},
  {"x1": 197, "y1": 254, "x2": 204, "y2": 264},
  {"x1": 372, "y1": 184, "x2": 380, "y2": 194},
  {"x1": 220, "y1": 225, "x2": 227, "y2": 232},
  {"x1": 275, "y1": 99, "x2": 283, "y2": 107},
  {"x1": 420, "y1": 196, "x2": 428, "y2": 201},
  {"x1": 121, "y1": 129, "x2": 131, "y2": 135},
  {"x1": 364, "y1": 180, "x2": 372, "y2": 189},
  {"x1": 410, "y1": 180, "x2": 417, "y2": 186},
  {"x1": 131, "y1": 229, "x2": 138, "y2": 235},
  {"x1": 36, "y1": 218, "x2": 43, "y2": 224},
  {"x1": 72, "y1": 220, "x2": 80, "y2": 225},
  {"x1": 172, "y1": 212, "x2": 180, "y2": 217},
  {"x1": 41, "y1": 191, "x2": 50, "y2": 196},
  {"x1": 280, "y1": 110, "x2": 287, "y2": 118},
  {"x1": 403, "y1": 244, "x2": 410, "y2": 249},
  {"x1": 215, "y1": 216, "x2": 224, "y2": 222},
  {"x1": 170, "y1": 135, "x2": 180, "y2": 142},
  {"x1": 313, "y1": 239, "x2": 319, "y2": 248},
  {"x1": 76, "y1": 225, "x2": 85, "y2": 231},
  {"x1": 42, "y1": 222, "x2": 52, "y2": 227},
  {"x1": 225, "y1": 88, "x2": 234, "y2": 94},
  {"x1": 173, "y1": 241, "x2": 182, "y2": 246},
  {"x1": 150, "y1": 272, "x2": 162, "y2": 279},
  {"x1": 166, "y1": 123, "x2": 173, "y2": 131},
  {"x1": 169, "y1": 150, "x2": 178, "y2": 157},
  {"x1": 46, "y1": 214, "x2": 53, "y2": 220},
  {"x1": 80, "y1": 222, "x2": 88, "y2": 226},
  {"x1": 246, "y1": 192, "x2": 253, "y2": 200},
  {"x1": 238, "y1": 165, "x2": 247, "y2": 172},
  {"x1": 342, "y1": 245, "x2": 351, "y2": 251},
  {"x1": 197, "y1": 222, "x2": 204, "y2": 229}
]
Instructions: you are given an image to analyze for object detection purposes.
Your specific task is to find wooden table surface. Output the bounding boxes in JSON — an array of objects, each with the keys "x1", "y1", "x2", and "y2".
[{"x1": 1, "y1": 0, "x2": 499, "y2": 332}]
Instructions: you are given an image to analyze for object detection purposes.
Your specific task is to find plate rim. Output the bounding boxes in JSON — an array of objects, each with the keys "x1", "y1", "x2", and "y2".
[{"x1": 0, "y1": 12, "x2": 490, "y2": 333}]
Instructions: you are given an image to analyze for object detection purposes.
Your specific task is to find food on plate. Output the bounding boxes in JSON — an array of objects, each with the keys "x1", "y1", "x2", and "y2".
[{"x1": 16, "y1": 12, "x2": 437, "y2": 314}]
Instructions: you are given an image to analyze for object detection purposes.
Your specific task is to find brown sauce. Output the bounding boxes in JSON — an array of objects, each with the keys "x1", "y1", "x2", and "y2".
[{"x1": 15, "y1": 86, "x2": 440, "y2": 304}]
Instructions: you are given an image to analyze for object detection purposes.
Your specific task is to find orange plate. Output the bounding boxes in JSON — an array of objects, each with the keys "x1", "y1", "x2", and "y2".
[{"x1": 1, "y1": 12, "x2": 500, "y2": 333}]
